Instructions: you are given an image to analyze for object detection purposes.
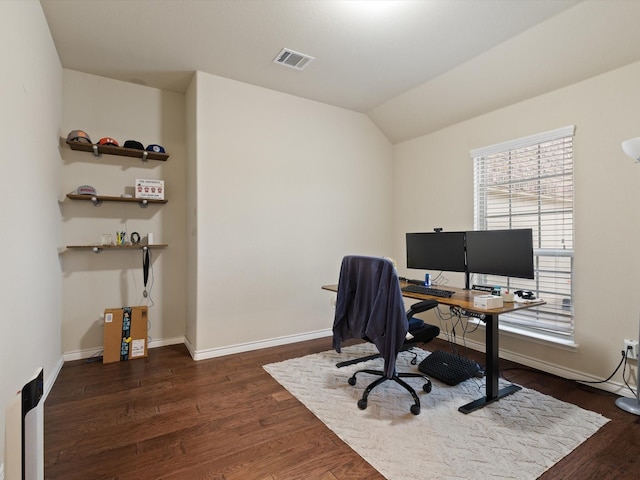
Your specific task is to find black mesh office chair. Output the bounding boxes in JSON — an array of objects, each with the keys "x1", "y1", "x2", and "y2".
[{"x1": 332, "y1": 255, "x2": 440, "y2": 415}]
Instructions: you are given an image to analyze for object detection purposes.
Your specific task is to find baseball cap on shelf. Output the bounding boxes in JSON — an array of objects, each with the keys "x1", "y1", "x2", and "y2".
[
  {"x1": 145, "y1": 144, "x2": 166, "y2": 154},
  {"x1": 97, "y1": 137, "x2": 119, "y2": 146},
  {"x1": 123, "y1": 140, "x2": 144, "y2": 150},
  {"x1": 66, "y1": 130, "x2": 92, "y2": 143},
  {"x1": 75, "y1": 185, "x2": 97, "y2": 195}
]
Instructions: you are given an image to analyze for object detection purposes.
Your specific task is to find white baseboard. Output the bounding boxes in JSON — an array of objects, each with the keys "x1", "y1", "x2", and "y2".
[
  {"x1": 185, "y1": 329, "x2": 332, "y2": 361},
  {"x1": 44, "y1": 355, "x2": 65, "y2": 403},
  {"x1": 62, "y1": 336, "x2": 185, "y2": 362},
  {"x1": 448, "y1": 335, "x2": 633, "y2": 398},
  {"x1": 58, "y1": 330, "x2": 631, "y2": 398},
  {"x1": 148, "y1": 336, "x2": 186, "y2": 349},
  {"x1": 0, "y1": 462, "x2": 4, "y2": 480},
  {"x1": 64, "y1": 331, "x2": 323, "y2": 364}
]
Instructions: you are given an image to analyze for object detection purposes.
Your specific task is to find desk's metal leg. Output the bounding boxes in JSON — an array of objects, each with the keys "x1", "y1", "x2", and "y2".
[
  {"x1": 458, "y1": 313, "x2": 521, "y2": 414},
  {"x1": 486, "y1": 313, "x2": 499, "y2": 399},
  {"x1": 458, "y1": 384, "x2": 522, "y2": 414}
]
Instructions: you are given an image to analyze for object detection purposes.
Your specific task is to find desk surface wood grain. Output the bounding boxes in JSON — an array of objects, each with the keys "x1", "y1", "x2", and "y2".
[{"x1": 322, "y1": 282, "x2": 545, "y2": 315}]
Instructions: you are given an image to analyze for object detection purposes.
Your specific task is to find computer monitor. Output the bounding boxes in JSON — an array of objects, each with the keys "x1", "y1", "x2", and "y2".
[
  {"x1": 406, "y1": 231, "x2": 467, "y2": 272},
  {"x1": 465, "y1": 228, "x2": 535, "y2": 279}
]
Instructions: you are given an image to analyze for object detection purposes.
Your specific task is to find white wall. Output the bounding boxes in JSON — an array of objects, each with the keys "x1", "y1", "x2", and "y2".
[
  {"x1": 60, "y1": 70, "x2": 187, "y2": 357},
  {"x1": 370, "y1": 1, "x2": 640, "y2": 144},
  {"x1": 0, "y1": 0, "x2": 63, "y2": 470},
  {"x1": 393, "y1": 60, "x2": 640, "y2": 390},
  {"x1": 188, "y1": 72, "x2": 394, "y2": 356},
  {"x1": 185, "y1": 76, "x2": 199, "y2": 352}
]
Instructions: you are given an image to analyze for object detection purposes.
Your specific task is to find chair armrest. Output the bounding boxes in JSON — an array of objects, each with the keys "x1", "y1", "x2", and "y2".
[{"x1": 407, "y1": 299, "x2": 438, "y2": 319}]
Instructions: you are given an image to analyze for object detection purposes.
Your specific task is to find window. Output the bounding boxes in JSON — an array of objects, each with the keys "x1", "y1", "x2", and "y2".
[{"x1": 471, "y1": 125, "x2": 575, "y2": 343}]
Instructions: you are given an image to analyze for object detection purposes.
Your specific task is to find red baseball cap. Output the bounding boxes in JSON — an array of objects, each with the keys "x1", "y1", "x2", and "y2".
[{"x1": 98, "y1": 137, "x2": 119, "y2": 146}]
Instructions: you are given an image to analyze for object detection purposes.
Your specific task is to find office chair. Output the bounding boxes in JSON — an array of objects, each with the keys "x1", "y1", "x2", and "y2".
[
  {"x1": 335, "y1": 301, "x2": 440, "y2": 368},
  {"x1": 332, "y1": 255, "x2": 440, "y2": 415}
]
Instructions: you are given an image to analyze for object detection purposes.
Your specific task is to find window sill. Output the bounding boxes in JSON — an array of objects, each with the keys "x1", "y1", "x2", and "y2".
[
  {"x1": 469, "y1": 319, "x2": 578, "y2": 352},
  {"x1": 499, "y1": 324, "x2": 578, "y2": 352}
]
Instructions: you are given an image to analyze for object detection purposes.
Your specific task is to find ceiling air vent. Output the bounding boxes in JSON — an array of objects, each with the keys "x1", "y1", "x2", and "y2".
[{"x1": 273, "y1": 48, "x2": 315, "y2": 71}]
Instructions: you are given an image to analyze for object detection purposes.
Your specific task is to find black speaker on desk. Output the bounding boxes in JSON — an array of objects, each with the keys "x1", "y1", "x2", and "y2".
[{"x1": 419, "y1": 350, "x2": 482, "y2": 386}]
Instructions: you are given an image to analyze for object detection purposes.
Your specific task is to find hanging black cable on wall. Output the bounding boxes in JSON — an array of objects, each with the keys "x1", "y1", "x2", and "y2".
[{"x1": 142, "y1": 247, "x2": 150, "y2": 298}]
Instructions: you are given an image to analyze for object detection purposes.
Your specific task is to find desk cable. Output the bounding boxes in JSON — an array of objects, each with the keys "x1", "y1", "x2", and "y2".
[
  {"x1": 431, "y1": 271, "x2": 449, "y2": 286},
  {"x1": 501, "y1": 347, "x2": 631, "y2": 397},
  {"x1": 443, "y1": 304, "x2": 633, "y2": 397},
  {"x1": 437, "y1": 306, "x2": 482, "y2": 347},
  {"x1": 435, "y1": 306, "x2": 484, "y2": 392}
]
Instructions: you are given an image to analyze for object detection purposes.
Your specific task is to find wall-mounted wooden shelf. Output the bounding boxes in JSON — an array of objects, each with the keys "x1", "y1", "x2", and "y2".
[
  {"x1": 66, "y1": 141, "x2": 169, "y2": 162},
  {"x1": 66, "y1": 244, "x2": 168, "y2": 253},
  {"x1": 66, "y1": 193, "x2": 167, "y2": 207}
]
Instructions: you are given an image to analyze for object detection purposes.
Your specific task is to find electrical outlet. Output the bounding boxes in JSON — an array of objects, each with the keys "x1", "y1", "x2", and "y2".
[{"x1": 624, "y1": 339, "x2": 639, "y2": 360}]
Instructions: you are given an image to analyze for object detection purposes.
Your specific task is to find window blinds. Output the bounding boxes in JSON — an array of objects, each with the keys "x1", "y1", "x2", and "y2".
[{"x1": 472, "y1": 126, "x2": 575, "y2": 341}]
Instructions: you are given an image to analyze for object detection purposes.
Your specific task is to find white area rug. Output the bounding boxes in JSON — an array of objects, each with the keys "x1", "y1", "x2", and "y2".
[{"x1": 264, "y1": 344, "x2": 609, "y2": 480}]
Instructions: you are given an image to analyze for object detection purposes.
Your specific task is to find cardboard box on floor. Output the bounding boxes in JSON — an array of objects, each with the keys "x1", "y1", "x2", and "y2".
[{"x1": 103, "y1": 306, "x2": 148, "y2": 364}]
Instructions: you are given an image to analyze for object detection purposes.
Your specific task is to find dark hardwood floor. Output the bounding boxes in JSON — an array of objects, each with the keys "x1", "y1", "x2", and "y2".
[{"x1": 45, "y1": 337, "x2": 640, "y2": 480}]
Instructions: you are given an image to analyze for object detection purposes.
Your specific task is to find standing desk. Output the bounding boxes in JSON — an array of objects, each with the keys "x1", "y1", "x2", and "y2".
[{"x1": 322, "y1": 282, "x2": 545, "y2": 414}]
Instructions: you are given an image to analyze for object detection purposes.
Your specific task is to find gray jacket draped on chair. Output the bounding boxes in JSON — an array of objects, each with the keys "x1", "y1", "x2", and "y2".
[{"x1": 332, "y1": 255, "x2": 408, "y2": 378}]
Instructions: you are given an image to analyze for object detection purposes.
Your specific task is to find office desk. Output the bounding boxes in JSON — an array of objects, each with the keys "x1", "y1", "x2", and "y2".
[{"x1": 322, "y1": 283, "x2": 545, "y2": 414}]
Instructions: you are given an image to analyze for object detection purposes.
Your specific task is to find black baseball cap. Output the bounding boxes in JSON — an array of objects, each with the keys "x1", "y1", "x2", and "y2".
[{"x1": 123, "y1": 140, "x2": 144, "y2": 150}]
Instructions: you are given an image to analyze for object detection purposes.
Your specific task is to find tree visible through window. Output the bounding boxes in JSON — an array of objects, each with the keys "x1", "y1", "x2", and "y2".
[{"x1": 471, "y1": 126, "x2": 575, "y2": 342}]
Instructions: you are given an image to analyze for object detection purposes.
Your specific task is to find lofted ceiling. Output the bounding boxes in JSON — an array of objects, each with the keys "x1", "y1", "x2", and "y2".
[{"x1": 39, "y1": 0, "x2": 640, "y2": 143}]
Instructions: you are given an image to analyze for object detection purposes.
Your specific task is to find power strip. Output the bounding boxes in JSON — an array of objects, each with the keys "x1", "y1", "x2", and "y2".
[{"x1": 450, "y1": 306, "x2": 486, "y2": 321}]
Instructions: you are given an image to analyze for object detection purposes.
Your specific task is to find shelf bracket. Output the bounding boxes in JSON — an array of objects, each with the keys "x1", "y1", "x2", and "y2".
[
  {"x1": 90, "y1": 196, "x2": 102, "y2": 207},
  {"x1": 91, "y1": 144, "x2": 100, "y2": 157}
]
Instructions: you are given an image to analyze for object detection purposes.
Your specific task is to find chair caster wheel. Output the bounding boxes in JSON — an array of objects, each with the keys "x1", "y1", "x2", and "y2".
[
  {"x1": 357, "y1": 399, "x2": 368, "y2": 410},
  {"x1": 410, "y1": 404, "x2": 421, "y2": 415},
  {"x1": 348, "y1": 376, "x2": 357, "y2": 386},
  {"x1": 423, "y1": 381, "x2": 432, "y2": 393}
]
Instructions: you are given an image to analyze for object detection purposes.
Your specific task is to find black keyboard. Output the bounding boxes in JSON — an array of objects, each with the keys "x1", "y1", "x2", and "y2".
[{"x1": 402, "y1": 285, "x2": 455, "y2": 298}]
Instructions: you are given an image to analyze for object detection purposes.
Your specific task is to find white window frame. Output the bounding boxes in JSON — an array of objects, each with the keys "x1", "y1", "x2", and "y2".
[{"x1": 471, "y1": 125, "x2": 575, "y2": 343}]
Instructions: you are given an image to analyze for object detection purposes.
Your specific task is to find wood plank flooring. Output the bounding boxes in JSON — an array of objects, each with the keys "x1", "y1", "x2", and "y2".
[{"x1": 45, "y1": 337, "x2": 640, "y2": 479}]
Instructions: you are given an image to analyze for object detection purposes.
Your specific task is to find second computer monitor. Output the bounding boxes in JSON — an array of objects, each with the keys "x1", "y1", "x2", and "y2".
[{"x1": 465, "y1": 228, "x2": 535, "y2": 279}]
